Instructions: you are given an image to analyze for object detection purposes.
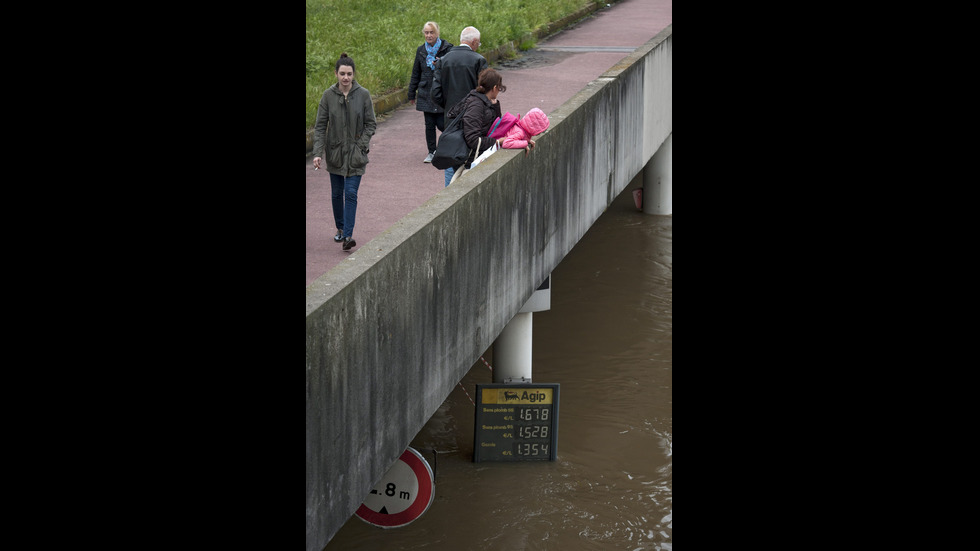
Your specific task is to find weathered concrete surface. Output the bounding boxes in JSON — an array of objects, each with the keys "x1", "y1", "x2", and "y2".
[{"x1": 306, "y1": 22, "x2": 671, "y2": 550}]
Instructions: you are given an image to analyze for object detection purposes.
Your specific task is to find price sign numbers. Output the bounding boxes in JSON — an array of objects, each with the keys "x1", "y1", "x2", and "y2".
[
  {"x1": 516, "y1": 442, "x2": 550, "y2": 457},
  {"x1": 473, "y1": 384, "x2": 559, "y2": 462}
]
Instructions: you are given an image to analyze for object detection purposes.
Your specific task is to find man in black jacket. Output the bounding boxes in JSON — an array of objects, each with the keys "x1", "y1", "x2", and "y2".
[{"x1": 432, "y1": 26, "x2": 488, "y2": 186}]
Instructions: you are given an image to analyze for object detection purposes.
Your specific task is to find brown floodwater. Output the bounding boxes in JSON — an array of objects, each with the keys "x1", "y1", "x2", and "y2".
[{"x1": 325, "y1": 181, "x2": 672, "y2": 550}]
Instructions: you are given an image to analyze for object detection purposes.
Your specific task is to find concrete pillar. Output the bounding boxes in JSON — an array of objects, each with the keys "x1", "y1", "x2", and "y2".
[
  {"x1": 492, "y1": 276, "x2": 550, "y2": 383},
  {"x1": 643, "y1": 132, "x2": 672, "y2": 215},
  {"x1": 492, "y1": 312, "x2": 533, "y2": 383}
]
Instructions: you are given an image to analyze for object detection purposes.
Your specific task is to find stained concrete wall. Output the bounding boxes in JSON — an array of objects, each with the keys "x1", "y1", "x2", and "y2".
[{"x1": 306, "y1": 26, "x2": 671, "y2": 551}]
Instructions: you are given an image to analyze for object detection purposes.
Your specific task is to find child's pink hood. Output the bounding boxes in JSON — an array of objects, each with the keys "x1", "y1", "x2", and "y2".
[{"x1": 518, "y1": 108, "x2": 550, "y2": 136}]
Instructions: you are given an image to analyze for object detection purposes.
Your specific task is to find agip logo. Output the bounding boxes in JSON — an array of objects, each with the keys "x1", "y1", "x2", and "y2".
[{"x1": 482, "y1": 388, "x2": 553, "y2": 405}]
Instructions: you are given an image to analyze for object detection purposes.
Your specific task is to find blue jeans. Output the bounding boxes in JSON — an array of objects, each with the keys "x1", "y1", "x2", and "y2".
[
  {"x1": 329, "y1": 173, "x2": 362, "y2": 239},
  {"x1": 445, "y1": 166, "x2": 454, "y2": 187}
]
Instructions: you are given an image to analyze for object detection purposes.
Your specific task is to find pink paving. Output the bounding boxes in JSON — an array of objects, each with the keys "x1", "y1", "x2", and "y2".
[{"x1": 306, "y1": 0, "x2": 671, "y2": 286}]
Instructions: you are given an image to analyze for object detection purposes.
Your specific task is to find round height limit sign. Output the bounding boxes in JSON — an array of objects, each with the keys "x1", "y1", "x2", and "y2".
[{"x1": 355, "y1": 447, "x2": 435, "y2": 528}]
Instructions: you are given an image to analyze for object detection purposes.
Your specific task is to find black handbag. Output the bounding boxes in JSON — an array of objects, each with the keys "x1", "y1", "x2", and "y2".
[{"x1": 430, "y1": 110, "x2": 472, "y2": 170}]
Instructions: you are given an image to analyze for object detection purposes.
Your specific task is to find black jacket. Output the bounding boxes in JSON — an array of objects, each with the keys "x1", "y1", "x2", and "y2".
[
  {"x1": 448, "y1": 90, "x2": 501, "y2": 165},
  {"x1": 408, "y1": 40, "x2": 453, "y2": 113},
  {"x1": 432, "y1": 45, "x2": 488, "y2": 113}
]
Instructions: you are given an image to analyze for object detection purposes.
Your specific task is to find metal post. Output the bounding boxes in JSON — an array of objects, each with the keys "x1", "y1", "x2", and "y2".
[
  {"x1": 492, "y1": 312, "x2": 533, "y2": 383},
  {"x1": 643, "y1": 132, "x2": 672, "y2": 215},
  {"x1": 492, "y1": 276, "x2": 550, "y2": 383}
]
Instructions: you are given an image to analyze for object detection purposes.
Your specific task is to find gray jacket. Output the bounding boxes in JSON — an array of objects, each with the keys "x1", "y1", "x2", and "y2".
[{"x1": 312, "y1": 81, "x2": 377, "y2": 176}]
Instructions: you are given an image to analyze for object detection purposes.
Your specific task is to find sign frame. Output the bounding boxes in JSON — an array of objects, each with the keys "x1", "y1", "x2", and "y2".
[{"x1": 473, "y1": 383, "x2": 559, "y2": 462}]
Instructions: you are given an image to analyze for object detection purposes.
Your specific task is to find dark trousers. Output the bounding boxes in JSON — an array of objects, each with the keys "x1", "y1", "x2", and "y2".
[{"x1": 424, "y1": 111, "x2": 445, "y2": 154}]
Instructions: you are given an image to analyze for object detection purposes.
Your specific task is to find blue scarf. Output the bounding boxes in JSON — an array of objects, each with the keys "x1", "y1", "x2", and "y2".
[{"x1": 425, "y1": 39, "x2": 442, "y2": 70}]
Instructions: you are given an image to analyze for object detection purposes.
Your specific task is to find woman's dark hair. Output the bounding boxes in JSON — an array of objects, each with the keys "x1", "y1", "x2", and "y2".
[
  {"x1": 336, "y1": 52, "x2": 355, "y2": 73},
  {"x1": 476, "y1": 68, "x2": 505, "y2": 94}
]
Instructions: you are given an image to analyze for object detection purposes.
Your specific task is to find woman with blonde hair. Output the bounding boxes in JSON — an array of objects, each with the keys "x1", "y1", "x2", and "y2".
[{"x1": 408, "y1": 21, "x2": 454, "y2": 163}]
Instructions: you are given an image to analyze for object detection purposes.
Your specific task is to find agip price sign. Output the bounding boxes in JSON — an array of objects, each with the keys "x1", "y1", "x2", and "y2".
[{"x1": 474, "y1": 383, "x2": 559, "y2": 462}]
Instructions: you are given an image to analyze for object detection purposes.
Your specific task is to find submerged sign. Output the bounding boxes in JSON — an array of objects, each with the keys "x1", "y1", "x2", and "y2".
[
  {"x1": 473, "y1": 383, "x2": 559, "y2": 462},
  {"x1": 355, "y1": 447, "x2": 435, "y2": 528}
]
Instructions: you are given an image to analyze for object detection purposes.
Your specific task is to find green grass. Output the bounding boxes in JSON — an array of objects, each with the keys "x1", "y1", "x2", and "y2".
[{"x1": 306, "y1": 0, "x2": 602, "y2": 130}]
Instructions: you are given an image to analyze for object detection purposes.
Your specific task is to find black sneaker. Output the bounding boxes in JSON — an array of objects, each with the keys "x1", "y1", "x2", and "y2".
[
  {"x1": 342, "y1": 237, "x2": 356, "y2": 251},
  {"x1": 333, "y1": 230, "x2": 343, "y2": 242}
]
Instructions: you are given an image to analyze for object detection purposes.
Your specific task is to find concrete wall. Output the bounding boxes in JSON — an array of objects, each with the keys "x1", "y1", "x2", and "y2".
[{"x1": 306, "y1": 26, "x2": 671, "y2": 551}]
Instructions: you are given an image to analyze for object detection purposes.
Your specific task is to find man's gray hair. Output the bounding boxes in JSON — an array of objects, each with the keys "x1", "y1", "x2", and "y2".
[{"x1": 460, "y1": 26, "x2": 481, "y2": 44}]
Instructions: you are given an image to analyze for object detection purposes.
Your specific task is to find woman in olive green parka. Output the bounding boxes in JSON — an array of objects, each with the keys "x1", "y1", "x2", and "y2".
[{"x1": 312, "y1": 53, "x2": 377, "y2": 251}]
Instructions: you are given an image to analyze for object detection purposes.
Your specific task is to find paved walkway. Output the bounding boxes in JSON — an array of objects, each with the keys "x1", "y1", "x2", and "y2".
[{"x1": 306, "y1": 0, "x2": 671, "y2": 287}]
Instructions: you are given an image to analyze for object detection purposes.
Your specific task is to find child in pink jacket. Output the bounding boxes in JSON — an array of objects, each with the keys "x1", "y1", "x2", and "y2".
[{"x1": 495, "y1": 108, "x2": 550, "y2": 155}]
